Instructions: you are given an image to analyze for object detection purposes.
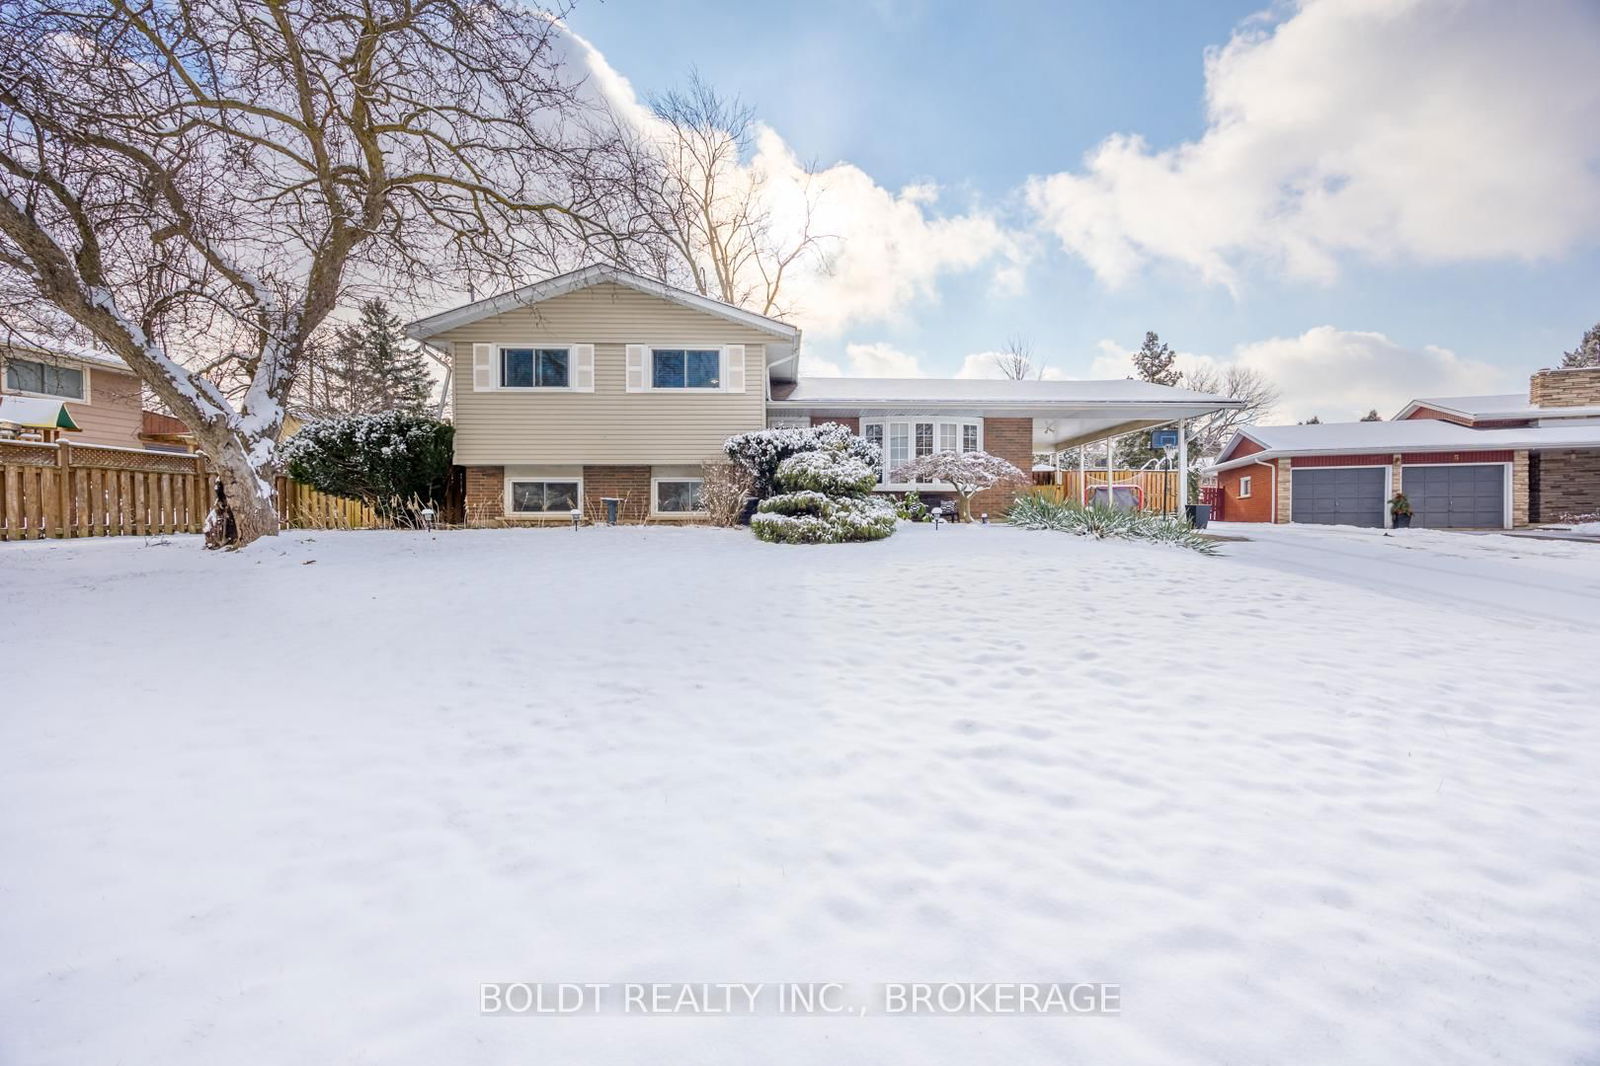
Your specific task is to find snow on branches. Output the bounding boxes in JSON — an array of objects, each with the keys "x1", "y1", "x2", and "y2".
[{"x1": 891, "y1": 451, "x2": 1028, "y2": 522}]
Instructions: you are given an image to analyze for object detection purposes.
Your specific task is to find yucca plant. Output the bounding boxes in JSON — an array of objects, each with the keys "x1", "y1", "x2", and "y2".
[{"x1": 1006, "y1": 493, "x2": 1217, "y2": 554}]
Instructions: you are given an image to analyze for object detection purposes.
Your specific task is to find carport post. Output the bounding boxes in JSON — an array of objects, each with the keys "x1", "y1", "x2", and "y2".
[{"x1": 1177, "y1": 417, "x2": 1189, "y2": 514}]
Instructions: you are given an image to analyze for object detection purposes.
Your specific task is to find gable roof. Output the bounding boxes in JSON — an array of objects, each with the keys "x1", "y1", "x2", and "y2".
[
  {"x1": 405, "y1": 264, "x2": 801, "y2": 343},
  {"x1": 1210, "y1": 419, "x2": 1600, "y2": 470}
]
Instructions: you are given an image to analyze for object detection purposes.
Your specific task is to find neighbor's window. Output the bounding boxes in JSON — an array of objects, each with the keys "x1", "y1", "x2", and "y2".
[
  {"x1": 5, "y1": 358, "x2": 84, "y2": 400},
  {"x1": 500, "y1": 347, "x2": 570, "y2": 389},
  {"x1": 652, "y1": 348, "x2": 720, "y2": 389},
  {"x1": 654, "y1": 478, "x2": 705, "y2": 513},
  {"x1": 1239, "y1": 475, "x2": 1253, "y2": 499},
  {"x1": 510, "y1": 480, "x2": 580, "y2": 513}
]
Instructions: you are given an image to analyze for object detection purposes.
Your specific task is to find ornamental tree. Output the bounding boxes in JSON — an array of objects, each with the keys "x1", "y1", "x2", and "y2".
[{"x1": 892, "y1": 450, "x2": 1029, "y2": 522}]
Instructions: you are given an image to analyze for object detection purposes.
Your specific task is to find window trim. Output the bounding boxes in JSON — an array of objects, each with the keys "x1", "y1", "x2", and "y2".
[
  {"x1": 650, "y1": 476, "x2": 708, "y2": 516},
  {"x1": 3, "y1": 357, "x2": 90, "y2": 403},
  {"x1": 860, "y1": 418, "x2": 983, "y2": 489},
  {"x1": 1238, "y1": 475, "x2": 1253, "y2": 499},
  {"x1": 504, "y1": 477, "x2": 584, "y2": 516},
  {"x1": 497, "y1": 344, "x2": 575, "y2": 391},
  {"x1": 646, "y1": 346, "x2": 725, "y2": 392}
]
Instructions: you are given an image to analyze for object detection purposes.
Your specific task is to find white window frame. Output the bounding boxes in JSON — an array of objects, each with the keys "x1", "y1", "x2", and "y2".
[
  {"x1": 4, "y1": 357, "x2": 90, "y2": 403},
  {"x1": 505, "y1": 477, "x2": 584, "y2": 516},
  {"x1": 497, "y1": 344, "x2": 575, "y2": 391},
  {"x1": 646, "y1": 346, "x2": 725, "y2": 392},
  {"x1": 1238, "y1": 475, "x2": 1253, "y2": 499},
  {"x1": 860, "y1": 418, "x2": 983, "y2": 489},
  {"x1": 651, "y1": 476, "x2": 707, "y2": 516}
]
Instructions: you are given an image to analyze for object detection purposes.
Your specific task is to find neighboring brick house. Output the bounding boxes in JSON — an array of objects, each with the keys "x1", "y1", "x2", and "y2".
[
  {"x1": 1207, "y1": 367, "x2": 1600, "y2": 528},
  {"x1": 407, "y1": 265, "x2": 1240, "y2": 525}
]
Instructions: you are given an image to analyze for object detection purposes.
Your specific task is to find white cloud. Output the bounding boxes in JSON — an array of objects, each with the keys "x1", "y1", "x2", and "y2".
[
  {"x1": 1027, "y1": 0, "x2": 1600, "y2": 288},
  {"x1": 954, "y1": 351, "x2": 1068, "y2": 380},
  {"x1": 558, "y1": 26, "x2": 1026, "y2": 336},
  {"x1": 804, "y1": 342, "x2": 928, "y2": 378},
  {"x1": 1091, "y1": 326, "x2": 1512, "y2": 422}
]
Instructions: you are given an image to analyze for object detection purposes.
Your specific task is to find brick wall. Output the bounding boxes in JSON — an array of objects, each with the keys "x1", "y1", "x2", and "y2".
[
  {"x1": 1216, "y1": 463, "x2": 1274, "y2": 522},
  {"x1": 1530, "y1": 367, "x2": 1600, "y2": 408},
  {"x1": 978, "y1": 417, "x2": 1034, "y2": 518},
  {"x1": 1531, "y1": 448, "x2": 1600, "y2": 521},
  {"x1": 1512, "y1": 450, "x2": 1530, "y2": 527},
  {"x1": 464, "y1": 465, "x2": 505, "y2": 525},
  {"x1": 582, "y1": 465, "x2": 651, "y2": 523}
]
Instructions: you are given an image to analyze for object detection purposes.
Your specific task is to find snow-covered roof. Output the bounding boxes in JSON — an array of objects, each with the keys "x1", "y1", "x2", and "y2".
[
  {"x1": 3, "y1": 333, "x2": 129, "y2": 371},
  {"x1": 771, "y1": 377, "x2": 1241, "y2": 407},
  {"x1": 405, "y1": 264, "x2": 801, "y2": 343},
  {"x1": 1394, "y1": 392, "x2": 1600, "y2": 421},
  {"x1": 1209, "y1": 419, "x2": 1600, "y2": 471}
]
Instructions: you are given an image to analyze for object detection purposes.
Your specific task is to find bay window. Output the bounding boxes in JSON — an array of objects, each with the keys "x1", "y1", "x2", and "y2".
[{"x1": 860, "y1": 419, "x2": 983, "y2": 485}]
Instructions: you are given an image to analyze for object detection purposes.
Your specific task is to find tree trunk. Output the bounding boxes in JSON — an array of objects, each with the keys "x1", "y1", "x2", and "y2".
[
  {"x1": 956, "y1": 492, "x2": 974, "y2": 523},
  {"x1": 200, "y1": 434, "x2": 281, "y2": 550}
]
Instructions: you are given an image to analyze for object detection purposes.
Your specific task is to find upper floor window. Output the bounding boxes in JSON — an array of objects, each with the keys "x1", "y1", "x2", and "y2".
[
  {"x1": 5, "y1": 358, "x2": 85, "y2": 401},
  {"x1": 500, "y1": 347, "x2": 569, "y2": 389},
  {"x1": 652, "y1": 348, "x2": 720, "y2": 389}
]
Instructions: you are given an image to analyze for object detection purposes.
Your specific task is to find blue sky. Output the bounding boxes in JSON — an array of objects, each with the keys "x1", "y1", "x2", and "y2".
[{"x1": 567, "y1": 0, "x2": 1600, "y2": 419}]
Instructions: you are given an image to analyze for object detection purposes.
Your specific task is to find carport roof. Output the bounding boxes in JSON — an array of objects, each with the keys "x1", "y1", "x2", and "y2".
[{"x1": 1209, "y1": 420, "x2": 1600, "y2": 472}]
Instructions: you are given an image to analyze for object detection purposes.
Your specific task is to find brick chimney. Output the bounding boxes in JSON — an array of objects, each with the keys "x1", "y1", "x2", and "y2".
[{"x1": 1529, "y1": 366, "x2": 1600, "y2": 408}]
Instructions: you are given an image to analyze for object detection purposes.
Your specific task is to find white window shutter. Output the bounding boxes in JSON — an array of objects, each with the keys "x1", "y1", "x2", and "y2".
[
  {"x1": 573, "y1": 344, "x2": 595, "y2": 392},
  {"x1": 724, "y1": 345, "x2": 746, "y2": 393},
  {"x1": 625, "y1": 345, "x2": 646, "y2": 392},
  {"x1": 472, "y1": 343, "x2": 495, "y2": 391}
]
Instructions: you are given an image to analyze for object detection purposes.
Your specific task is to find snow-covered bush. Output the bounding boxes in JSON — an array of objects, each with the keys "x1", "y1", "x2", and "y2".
[
  {"x1": 282, "y1": 411, "x2": 453, "y2": 524},
  {"x1": 725, "y1": 422, "x2": 881, "y2": 498},
  {"x1": 751, "y1": 446, "x2": 895, "y2": 544},
  {"x1": 891, "y1": 450, "x2": 1029, "y2": 522},
  {"x1": 895, "y1": 491, "x2": 932, "y2": 522},
  {"x1": 1006, "y1": 493, "x2": 1217, "y2": 554},
  {"x1": 698, "y1": 462, "x2": 755, "y2": 527}
]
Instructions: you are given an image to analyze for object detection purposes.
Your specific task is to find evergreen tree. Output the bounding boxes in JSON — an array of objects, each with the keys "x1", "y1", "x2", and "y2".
[
  {"x1": 1561, "y1": 322, "x2": 1600, "y2": 368},
  {"x1": 301, "y1": 299, "x2": 435, "y2": 416},
  {"x1": 1131, "y1": 331, "x2": 1182, "y2": 387},
  {"x1": 1360, "y1": 408, "x2": 1383, "y2": 421},
  {"x1": 1300, "y1": 415, "x2": 1322, "y2": 425}
]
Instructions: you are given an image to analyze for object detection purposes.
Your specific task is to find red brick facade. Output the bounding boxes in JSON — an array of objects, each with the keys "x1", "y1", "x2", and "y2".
[
  {"x1": 581, "y1": 465, "x2": 652, "y2": 523},
  {"x1": 1215, "y1": 463, "x2": 1274, "y2": 523},
  {"x1": 464, "y1": 465, "x2": 505, "y2": 524},
  {"x1": 976, "y1": 417, "x2": 1034, "y2": 518}
]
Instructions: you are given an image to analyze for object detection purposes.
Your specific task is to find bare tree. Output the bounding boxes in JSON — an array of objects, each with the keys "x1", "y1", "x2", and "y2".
[
  {"x1": 1183, "y1": 365, "x2": 1281, "y2": 453},
  {"x1": 621, "y1": 72, "x2": 827, "y2": 319},
  {"x1": 993, "y1": 334, "x2": 1042, "y2": 380},
  {"x1": 0, "y1": 0, "x2": 631, "y2": 547}
]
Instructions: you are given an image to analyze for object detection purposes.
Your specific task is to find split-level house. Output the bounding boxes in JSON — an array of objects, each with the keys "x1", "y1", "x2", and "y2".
[
  {"x1": 1206, "y1": 366, "x2": 1600, "y2": 528},
  {"x1": 406, "y1": 265, "x2": 1240, "y2": 525}
]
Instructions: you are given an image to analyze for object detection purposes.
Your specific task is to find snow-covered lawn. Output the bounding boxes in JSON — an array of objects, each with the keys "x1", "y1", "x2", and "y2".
[{"x1": 3, "y1": 525, "x2": 1598, "y2": 1064}]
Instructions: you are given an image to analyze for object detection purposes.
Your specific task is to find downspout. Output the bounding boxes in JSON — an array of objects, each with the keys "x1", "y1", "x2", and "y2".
[{"x1": 1252, "y1": 458, "x2": 1277, "y2": 522}]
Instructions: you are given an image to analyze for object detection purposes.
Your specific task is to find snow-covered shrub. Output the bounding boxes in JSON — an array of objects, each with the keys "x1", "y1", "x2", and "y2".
[
  {"x1": 773, "y1": 450, "x2": 878, "y2": 495},
  {"x1": 282, "y1": 411, "x2": 453, "y2": 524},
  {"x1": 752, "y1": 494, "x2": 896, "y2": 544},
  {"x1": 895, "y1": 491, "x2": 931, "y2": 522},
  {"x1": 751, "y1": 445, "x2": 895, "y2": 544},
  {"x1": 725, "y1": 422, "x2": 881, "y2": 498},
  {"x1": 891, "y1": 450, "x2": 1028, "y2": 522},
  {"x1": 1006, "y1": 493, "x2": 1217, "y2": 554}
]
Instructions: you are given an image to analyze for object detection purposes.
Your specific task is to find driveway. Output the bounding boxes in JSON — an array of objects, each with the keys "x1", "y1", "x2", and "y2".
[{"x1": 1211, "y1": 521, "x2": 1600, "y2": 629}]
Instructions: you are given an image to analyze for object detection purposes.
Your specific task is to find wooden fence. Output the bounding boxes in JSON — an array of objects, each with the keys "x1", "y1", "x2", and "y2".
[
  {"x1": 1034, "y1": 469, "x2": 1181, "y2": 513},
  {"x1": 0, "y1": 439, "x2": 377, "y2": 541}
]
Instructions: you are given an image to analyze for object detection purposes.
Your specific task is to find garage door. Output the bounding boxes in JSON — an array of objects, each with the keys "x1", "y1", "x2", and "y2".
[
  {"x1": 1291, "y1": 467, "x2": 1386, "y2": 527},
  {"x1": 1404, "y1": 464, "x2": 1506, "y2": 528}
]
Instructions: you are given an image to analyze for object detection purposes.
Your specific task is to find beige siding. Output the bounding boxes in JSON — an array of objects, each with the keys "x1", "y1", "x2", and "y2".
[{"x1": 435, "y1": 282, "x2": 772, "y2": 465}]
